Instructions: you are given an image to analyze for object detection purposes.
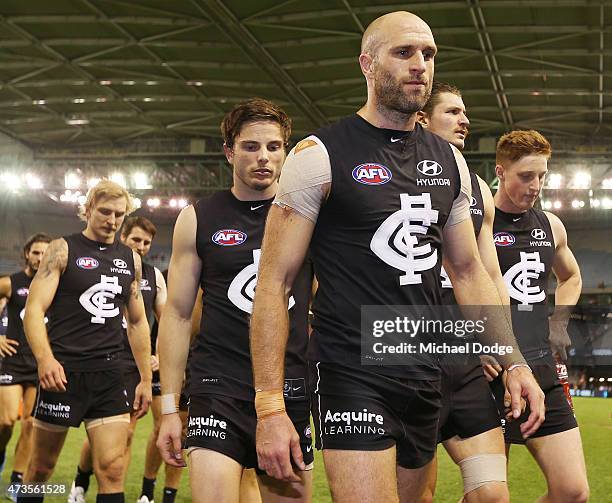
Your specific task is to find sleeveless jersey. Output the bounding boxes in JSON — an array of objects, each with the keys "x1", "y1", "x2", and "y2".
[
  {"x1": 494, "y1": 207, "x2": 555, "y2": 360},
  {"x1": 440, "y1": 172, "x2": 485, "y2": 303},
  {"x1": 121, "y1": 262, "x2": 157, "y2": 371},
  {"x1": 7, "y1": 271, "x2": 34, "y2": 357},
  {"x1": 0, "y1": 306, "x2": 7, "y2": 336},
  {"x1": 47, "y1": 233, "x2": 135, "y2": 371},
  {"x1": 308, "y1": 116, "x2": 462, "y2": 377},
  {"x1": 190, "y1": 190, "x2": 312, "y2": 401}
]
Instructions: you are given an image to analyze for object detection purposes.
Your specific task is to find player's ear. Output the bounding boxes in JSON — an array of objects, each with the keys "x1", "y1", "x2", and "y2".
[
  {"x1": 495, "y1": 164, "x2": 505, "y2": 180},
  {"x1": 416, "y1": 111, "x2": 429, "y2": 127},
  {"x1": 359, "y1": 52, "x2": 374, "y2": 77},
  {"x1": 223, "y1": 142, "x2": 233, "y2": 164}
]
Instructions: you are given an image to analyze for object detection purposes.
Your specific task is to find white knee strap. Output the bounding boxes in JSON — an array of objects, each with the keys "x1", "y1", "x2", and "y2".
[{"x1": 458, "y1": 453, "x2": 507, "y2": 495}]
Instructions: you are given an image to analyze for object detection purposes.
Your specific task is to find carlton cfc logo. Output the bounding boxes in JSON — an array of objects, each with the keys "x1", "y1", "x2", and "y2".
[
  {"x1": 351, "y1": 163, "x2": 392, "y2": 185},
  {"x1": 494, "y1": 232, "x2": 515, "y2": 247},
  {"x1": 212, "y1": 229, "x2": 247, "y2": 246},
  {"x1": 417, "y1": 160, "x2": 443, "y2": 176},
  {"x1": 76, "y1": 257, "x2": 99, "y2": 269}
]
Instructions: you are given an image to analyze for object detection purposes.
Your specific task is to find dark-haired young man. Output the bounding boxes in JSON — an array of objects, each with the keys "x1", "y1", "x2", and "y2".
[
  {"x1": 0, "y1": 234, "x2": 51, "y2": 499},
  {"x1": 416, "y1": 81, "x2": 509, "y2": 503},
  {"x1": 68, "y1": 216, "x2": 167, "y2": 503},
  {"x1": 157, "y1": 98, "x2": 313, "y2": 503}
]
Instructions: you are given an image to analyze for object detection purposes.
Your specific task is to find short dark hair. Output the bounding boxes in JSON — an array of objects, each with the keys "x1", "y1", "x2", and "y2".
[
  {"x1": 121, "y1": 216, "x2": 157, "y2": 239},
  {"x1": 220, "y1": 98, "x2": 291, "y2": 149},
  {"x1": 421, "y1": 81, "x2": 462, "y2": 116},
  {"x1": 23, "y1": 233, "x2": 52, "y2": 259}
]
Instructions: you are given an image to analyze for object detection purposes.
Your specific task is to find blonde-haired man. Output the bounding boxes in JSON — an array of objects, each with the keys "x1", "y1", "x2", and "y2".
[{"x1": 19, "y1": 180, "x2": 152, "y2": 503}]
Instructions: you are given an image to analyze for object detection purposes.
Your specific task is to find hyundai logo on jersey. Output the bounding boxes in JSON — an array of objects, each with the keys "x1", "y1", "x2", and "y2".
[
  {"x1": 212, "y1": 229, "x2": 248, "y2": 246},
  {"x1": 417, "y1": 160, "x2": 443, "y2": 176},
  {"x1": 352, "y1": 163, "x2": 392, "y2": 185},
  {"x1": 494, "y1": 232, "x2": 516, "y2": 247},
  {"x1": 76, "y1": 257, "x2": 99, "y2": 269}
]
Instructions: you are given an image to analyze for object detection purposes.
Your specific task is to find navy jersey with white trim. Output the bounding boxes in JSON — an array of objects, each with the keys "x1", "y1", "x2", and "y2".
[
  {"x1": 47, "y1": 233, "x2": 135, "y2": 371},
  {"x1": 494, "y1": 207, "x2": 555, "y2": 360},
  {"x1": 440, "y1": 172, "x2": 485, "y2": 303},
  {"x1": 191, "y1": 190, "x2": 312, "y2": 401},
  {"x1": 7, "y1": 271, "x2": 34, "y2": 356},
  {"x1": 308, "y1": 116, "x2": 463, "y2": 377},
  {"x1": 121, "y1": 262, "x2": 157, "y2": 370}
]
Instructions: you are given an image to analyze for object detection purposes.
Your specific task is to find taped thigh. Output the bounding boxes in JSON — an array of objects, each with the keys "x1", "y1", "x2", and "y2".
[{"x1": 458, "y1": 453, "x2": 507, "y2": 495}]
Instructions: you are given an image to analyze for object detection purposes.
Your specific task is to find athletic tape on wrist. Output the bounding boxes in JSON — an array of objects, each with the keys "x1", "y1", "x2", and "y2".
[
  {"x1": 161, "y1": 393, "x2": 179, "y2": 415},
  {"x1": 254, "y1": 390, "x2": 285, "y2": 420}
]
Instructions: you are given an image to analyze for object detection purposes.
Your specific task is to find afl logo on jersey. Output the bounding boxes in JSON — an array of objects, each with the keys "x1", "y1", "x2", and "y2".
[
  {"x1": 417, "y1": 160, "x2": 443, "y2": 176},
  {"x1": 212, "y1": 229, "x2": 248, "y2": 246},
  {"x1": 531, "y1": 228, "x2": 546, "y2": 240},
  {"x1": 16, "y1": 288, "x2": 29, "y2": 297},
  {"x1": 494, "y1": 232, "x2": 515, "y2": 247},
  {"x1": 77, "y1": 257, "x2": 99, "y2": 270},
  {"x1": 352, "y1": 163, "x2": 392, "y2": 185}
]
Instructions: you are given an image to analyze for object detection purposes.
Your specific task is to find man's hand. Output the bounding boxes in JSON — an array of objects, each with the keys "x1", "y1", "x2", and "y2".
[
  {"x1": 157, "y1": 413, "x2": 187, "y2": 467},
  {"x1": 133, "y1": 381, "x2": 152, "y2": 418},
  {"x1": 256, "y1": 412, "x2": 305, "y2": 482},
  {"x1": 480, "y1": 355, "x2": 502, "y2": 382},
  {"x1": 0, "y1": 336, "x2": 18, "y2": 357},
  {"x1": 151, "y1": 354, "x2": 159, "y2": 372},
  {"x1": 504, "y1": 366, "x2": 545, "y2": 438},
  {"x1": 549, "y1": 319, "x2": 572, "y2": 362},
  {"x1": 500, "y1": 371, "x2": 526, "y2": 422},
  {"x1": 38, "y1": 356, "x2": 67, "y2": 392}
]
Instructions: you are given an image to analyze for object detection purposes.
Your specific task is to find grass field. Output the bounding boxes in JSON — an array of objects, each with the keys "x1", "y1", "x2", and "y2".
[{"x1": 1, "y1": 397, "x2": 610, "y2": 502}]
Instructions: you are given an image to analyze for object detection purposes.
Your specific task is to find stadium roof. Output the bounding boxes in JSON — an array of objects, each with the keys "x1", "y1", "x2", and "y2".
[{"x1": 0, "y1": 0, "x2": 611, "y2": 149}]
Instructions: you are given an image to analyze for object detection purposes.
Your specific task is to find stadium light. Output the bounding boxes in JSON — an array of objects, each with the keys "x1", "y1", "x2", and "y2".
[
  {"x1": 65, "y1": 172, "x2": 81, "y2": 189},
  {"x1": 0, "y1": 172, "x2": 22, "y2": 191},
  {"x1": 602, "y1": 178, "x2": 612, "y2": 189},
  {"x1": 169, "y1": 198, "x2": 178, "y2": 208},
  {"x1": 77, "y1": 195, "x2": 87, "y2": 205},
  {"x1": 133, "y1": 197, "x2": 142, "y2": 209},
  {"x1": 131, "y1": 172, "x2": 150, "y2": 189},
  {"x1": 591, "y1": 199, "x2": 601, "y2": 208},
  {"x1": 26, "y1": 174, "x2": 43, "y2": 190},
  {"x1": 546, "y1": 173, "x2": 563, "y2": 189},
  {"x1": 553, "y1": 200, "x2": 562, "y2": 209},
  {"x1": 570, "y1": 172, "x2": 590, "y2": 189},
  {"x1": 146, "y1": 197, "x2": 160, "y2": 208},
  {"x1": 110, "y1": 172, "x2": 126, "y2": 187},
  {"x1": 178, "y1": 198, "x2": 188, "y2": 208},
  {"x1": 602, "y1": 198, "x2": 612, "y2": 209},
  {"x1": 542, "y1": 200, "x2": 552, "y2": 210}
]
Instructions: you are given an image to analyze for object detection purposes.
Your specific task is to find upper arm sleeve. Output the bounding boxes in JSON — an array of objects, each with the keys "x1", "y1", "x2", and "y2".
[
  {"x1": 445, "y1": 144, "x2": 471, "y2": 227},
  {"x1": 274, "y1": 135, "x2": 332, "y2": 223}
]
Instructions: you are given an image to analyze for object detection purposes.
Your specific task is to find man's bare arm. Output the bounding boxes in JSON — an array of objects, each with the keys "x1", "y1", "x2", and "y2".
[
  {"x1": 24, "y1": 238, "x2": 67, "y2": 362},
  {"x1": 158, "y1": 206, "x2": 202, "y2": 396},
  {"x1": 443, "y1": 218, "x2": 522, "y2": 366},
  {"x1": 153, "y1": 267, "x2": 167, "y2": 322},
  {"x1": 0, "y1": 276, "x2": 17, "y2": 357},
  {"x1": 546, "y1": 211, "x2": 582, "y2": 360},
  {"x1": 126, "y1": 251, "x2": 152, "y2": 383},
  {"x1": 251, "y1": 206, "x2": 316, "y2": 392},
  {"x1": 0, "y1": 276, "x2": 11, "y2": 300}
]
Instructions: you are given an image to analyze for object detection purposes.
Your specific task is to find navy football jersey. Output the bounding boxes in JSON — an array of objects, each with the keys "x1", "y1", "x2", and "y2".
[
  {"x1": 7, "y1": 271, "x2": 34, "y2": 356},
  {"x1": 494, "y1": 207, "x2": 555, "y2": 360},
  {"x1": 308, "y1": 116, "x2": 463, "y2": 377},
  {"x1": 122, "y1": 262, "x2": 157, "y2": 370},
  {"x1": 190, "y1": 190, "x2": 312, "y2": 401},
  {"x1": 47, "y1": 233, "x2": 135, "y2": 371}
]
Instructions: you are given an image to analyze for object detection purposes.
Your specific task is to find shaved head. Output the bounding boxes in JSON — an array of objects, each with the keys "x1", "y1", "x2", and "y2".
[{"x1": 361, "y1": 11, "x2": 433, "y2": 58}]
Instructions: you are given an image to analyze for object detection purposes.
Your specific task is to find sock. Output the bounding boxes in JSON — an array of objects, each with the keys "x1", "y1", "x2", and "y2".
[
  {"x1": 74, "y1": 465, "x2": 93, "y2": 492},
  {"x1": 10, "y1": 471, "x2": 24, "y2": 483},
  {"x1": 96, "y1": 493, "x2": 124, "y2": 503},
  {"x1": 140, "y1": 477, "x2": 156, "y2": 500},
  {"x1": 16, "y1": 497, "x2": 43, "y2": 503},
  {"x1": 162, "y1": 488, "x2": 177, "y2": 503}
]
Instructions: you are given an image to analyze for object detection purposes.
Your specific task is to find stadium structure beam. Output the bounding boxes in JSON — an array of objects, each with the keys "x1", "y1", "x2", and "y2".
[
  {"x1": 597, "y1": 4, "x2": 605, "y2": 131},
  {"x1": 340, "y1": 0, "x2": 365, "y2": 33},
  {"x1": 467, "y1": 0, "x2": 513, "y2": 128},
  {"x1": 197, "y1": 0, "x2": 328, "y2": 128}
]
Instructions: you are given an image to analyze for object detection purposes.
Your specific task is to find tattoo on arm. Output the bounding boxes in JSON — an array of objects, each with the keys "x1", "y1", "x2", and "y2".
[
  {"x1": 131, "y1": 253, "x2": 142, "y2": 300},
  {"x1": 37, "y1": 239, "x2": 68, "y2": 279}
]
